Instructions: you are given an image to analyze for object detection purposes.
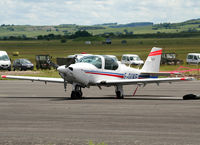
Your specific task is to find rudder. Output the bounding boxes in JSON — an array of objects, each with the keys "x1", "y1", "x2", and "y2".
[{"x1": 141, "y1": 47, "x2": 162, "y2": 73}]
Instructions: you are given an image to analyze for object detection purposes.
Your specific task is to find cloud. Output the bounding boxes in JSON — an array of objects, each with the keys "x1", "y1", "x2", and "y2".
[{"x1": 0, "y1": 0, "x2": 199, "y2": 25}]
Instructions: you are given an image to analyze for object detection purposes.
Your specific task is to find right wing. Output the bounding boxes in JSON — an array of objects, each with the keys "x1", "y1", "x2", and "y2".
[
  {"x1": 1, "y1": 75, "x2": 64, "y2": 83},
  {"x1": 97, "y1": 77, "x2": 194, "y2": 86}
]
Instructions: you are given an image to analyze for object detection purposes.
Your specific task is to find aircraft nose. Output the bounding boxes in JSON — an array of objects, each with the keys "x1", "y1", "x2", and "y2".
[{"x1": 57, "y1": 65, "x2": 65, "y2": 73}]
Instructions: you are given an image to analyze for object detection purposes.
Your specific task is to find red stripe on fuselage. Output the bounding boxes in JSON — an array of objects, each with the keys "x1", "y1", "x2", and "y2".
[
  {"x1": 149, "y1": 50, "x2": 162, "y2": 56},
  {"x1": 85, "y1": 72, "x2": 124, "y2": 78}
]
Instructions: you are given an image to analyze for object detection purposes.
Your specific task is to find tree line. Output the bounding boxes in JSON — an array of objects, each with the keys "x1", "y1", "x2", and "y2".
[{"x1": 1, "y1": 30, "x2": 200, "y2": 41}]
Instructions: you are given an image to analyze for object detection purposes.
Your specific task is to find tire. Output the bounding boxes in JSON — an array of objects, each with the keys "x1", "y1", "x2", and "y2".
[
  {"x1": 183, "y1": 94, "x2": 197, "y2": 100},
  {"x1": 116, "y1": 91, "x2": 124, "y2": 99},
  {"x1": 71, "y1": 91, "x2": 82, "y2": 99}
]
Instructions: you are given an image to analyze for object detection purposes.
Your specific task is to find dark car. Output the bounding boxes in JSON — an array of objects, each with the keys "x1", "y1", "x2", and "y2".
[{"x1": 13, "y1": 59, "x2": 34, "y2": 71}]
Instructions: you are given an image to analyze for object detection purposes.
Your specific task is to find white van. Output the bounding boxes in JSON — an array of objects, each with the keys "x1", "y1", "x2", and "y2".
[
  {"x1": 186, "y1": 53, "x2": 200, "y2": 64},
  {"x1": 121, "y1": 54, "x2": 144, "y2": 65},
  {"x1": 0, "y1": 51, "x2": 11, "y2": 71}
]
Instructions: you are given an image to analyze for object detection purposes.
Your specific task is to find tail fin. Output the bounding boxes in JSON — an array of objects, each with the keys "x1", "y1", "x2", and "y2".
[{"x1": 141, "y1": 47, "x2": 162, "y2": 73}]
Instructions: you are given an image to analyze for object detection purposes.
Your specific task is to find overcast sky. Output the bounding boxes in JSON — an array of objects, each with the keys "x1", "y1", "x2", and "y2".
[{"x1": 0, "y1": 0, "x2": 200, "y2": 25}]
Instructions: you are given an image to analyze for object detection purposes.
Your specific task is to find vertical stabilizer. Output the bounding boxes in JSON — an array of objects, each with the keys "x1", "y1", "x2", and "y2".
[{"x1": 141, "y1": 47, "x2": 162, "y2": 72}]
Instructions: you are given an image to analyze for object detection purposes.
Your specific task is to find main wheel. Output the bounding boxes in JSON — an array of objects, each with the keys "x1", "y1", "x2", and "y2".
[
  {"x1": 183, "y1": 94, "x2": 197, "y2": 100},
  {"x1": 8, "y1": 67, "x2": 11, "y2": 71},
  {"x1": 116, "y1": 91, "x2": 124, "y2": 99}
]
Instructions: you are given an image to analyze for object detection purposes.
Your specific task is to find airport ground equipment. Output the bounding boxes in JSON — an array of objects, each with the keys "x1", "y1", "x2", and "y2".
[
  {"x1": 35, "y1": 55, "x2": 51, "y2": 69},
  {"x1": 161, "y1": 53, "x2": 183, "y2": 65}
]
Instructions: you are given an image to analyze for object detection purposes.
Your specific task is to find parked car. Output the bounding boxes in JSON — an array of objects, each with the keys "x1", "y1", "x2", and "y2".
[
  {"x1": 186, "y1": 53, "x2": 200, "y2": 64},
  {"x1": 121, "y1": 54, "x2": 144, "y2": 65},
  {"x1": 0, "y1": 51, "x2": 11, "y2": 71},
  {"x1": 13, "y1": 59, "x2": 34, "y2": 71}
]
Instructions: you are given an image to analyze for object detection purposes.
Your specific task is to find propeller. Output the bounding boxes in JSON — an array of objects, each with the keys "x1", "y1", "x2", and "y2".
[
  {"x1": 57, "y1": 65, "x2": 74, "y2": 93},
  {"x1": 47, "y1": 59, "x2": 59, "y2": 69},
  {"x1": 64, "y1": 75, "x2": 67, "y2": 92}
]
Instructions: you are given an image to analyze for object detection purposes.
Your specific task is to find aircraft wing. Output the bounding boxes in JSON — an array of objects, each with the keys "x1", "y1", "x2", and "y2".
[
  {"x1": 97, "y1": 77, "x2": 194, "y2": 86},
  {"x1": 140, "y1": 72, "x2": 181, "y2": 76},
  {"x1": 1, "y1": 75, "x2": 64, "y2": 83}
]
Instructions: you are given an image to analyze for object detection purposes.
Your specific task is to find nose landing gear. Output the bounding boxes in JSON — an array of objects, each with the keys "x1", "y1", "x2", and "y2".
[{"x1": 71, "y1": 84, "x2": 83, "y2": 99}]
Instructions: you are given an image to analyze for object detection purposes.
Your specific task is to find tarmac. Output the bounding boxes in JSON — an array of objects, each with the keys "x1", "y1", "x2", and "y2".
[{"x1": 0, "y1": 80, "x2": 200, "y2": 145}]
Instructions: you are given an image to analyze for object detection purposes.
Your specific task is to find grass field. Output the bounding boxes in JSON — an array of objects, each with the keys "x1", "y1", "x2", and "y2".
[{"x1": 0, "y1": 37, "x2": 200, "y2": 78}]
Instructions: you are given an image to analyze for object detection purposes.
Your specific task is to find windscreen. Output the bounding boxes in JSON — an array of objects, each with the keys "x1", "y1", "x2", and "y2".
[
  {"x1": 166, "y1": 54, "x2": 175, "y2": 59},
  {"x1": 38, "y1": 56, "x2": 49, "y2": 60},
  {"x1": 78, "y1": 56, "x2": 102, "y2": 69},
  {"x1": 0, "y1": 55, "x2": 9, "y2": 61},
  {"x1": 130, "y1": 56, "x2": 141, "y2": 61},
  {"x1": 21, "y1": 59, "x2": 31, "y2": 64}
]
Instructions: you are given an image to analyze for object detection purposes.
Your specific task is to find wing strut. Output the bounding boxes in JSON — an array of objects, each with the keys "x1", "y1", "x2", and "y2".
[{"x1": 133, "y1": 85, "x2": 139, "y2": 96}]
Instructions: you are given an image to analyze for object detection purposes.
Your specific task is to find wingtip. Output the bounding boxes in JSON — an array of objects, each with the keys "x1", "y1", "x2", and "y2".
[
  {"x1": 180, "y1": 77, "x2": 186, "y2": 80},
  {"x1": 1, "y1": 75, "x2": 7, "y2": 78},
  {"x1": 181, "y1": 77, "x2": 195, "y2": 81}
]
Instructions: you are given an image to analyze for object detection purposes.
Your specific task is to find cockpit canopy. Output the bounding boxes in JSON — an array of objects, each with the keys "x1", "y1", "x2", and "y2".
[{"x1": 78, "y1": 55, "x2": 118, "y2": 70}]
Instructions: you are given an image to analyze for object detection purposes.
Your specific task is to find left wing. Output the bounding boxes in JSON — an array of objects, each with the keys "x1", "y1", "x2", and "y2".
[
  {"x1": 97, "y1": 77, "x2": 194, "y2": 86},
  {"x1": 1, "y1": 75, "x2": 64, "y2": 83}
]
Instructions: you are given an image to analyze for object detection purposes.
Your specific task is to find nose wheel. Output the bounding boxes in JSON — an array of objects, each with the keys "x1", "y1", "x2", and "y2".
[{"x1": 71, "y1": 84, "x2": 83, "y2": 99}]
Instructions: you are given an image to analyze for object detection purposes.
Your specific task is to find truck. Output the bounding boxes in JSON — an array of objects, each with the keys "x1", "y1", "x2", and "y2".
[
  {"x1": 35, "y1": 55, "x2": 51, "y2": 69},
  {"x1": 161, "y1": 53, "x2": 183, "y2": 65}
]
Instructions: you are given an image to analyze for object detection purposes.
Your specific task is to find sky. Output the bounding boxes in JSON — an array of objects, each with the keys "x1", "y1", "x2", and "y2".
[{"x1": 0, "y1": 0, "x2": 200, "y2": 25}]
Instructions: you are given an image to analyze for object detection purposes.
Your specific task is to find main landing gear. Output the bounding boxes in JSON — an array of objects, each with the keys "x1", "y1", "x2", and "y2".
[
  {"x1": 71, "y1": 84, "x2": 83, "y2": 99},
  {"x1": 70, "y1": 84, "x2": 125, "y2": 99},
  {"x1": 115, "y1": 85, "x2": 124, "y2": 99}
]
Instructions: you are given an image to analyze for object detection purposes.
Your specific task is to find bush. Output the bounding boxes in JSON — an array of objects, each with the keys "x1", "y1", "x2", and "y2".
[{"x1": 61, "y1": 39, "x2": 67, "y2": 43}]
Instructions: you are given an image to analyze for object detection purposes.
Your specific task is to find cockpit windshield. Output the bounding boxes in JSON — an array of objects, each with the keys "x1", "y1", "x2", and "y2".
[{"x1": 78, "y1": 56, "x2": 102, "y2": 69}]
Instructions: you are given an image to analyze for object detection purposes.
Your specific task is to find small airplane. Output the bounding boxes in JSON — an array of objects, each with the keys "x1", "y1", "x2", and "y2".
[{"x1": 1, "y1": 47, "x2": 194, "y2": 99}]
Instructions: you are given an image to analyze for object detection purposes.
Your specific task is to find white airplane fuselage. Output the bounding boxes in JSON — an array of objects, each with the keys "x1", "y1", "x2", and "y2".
[{"x1": 58, "y1": 61, "x2": 141, "y2": 87}]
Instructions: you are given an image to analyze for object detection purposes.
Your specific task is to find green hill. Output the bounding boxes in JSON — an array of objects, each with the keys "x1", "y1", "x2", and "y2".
[{"x1": 0, "y1": 18, "x2": 200, "y2": 38}]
